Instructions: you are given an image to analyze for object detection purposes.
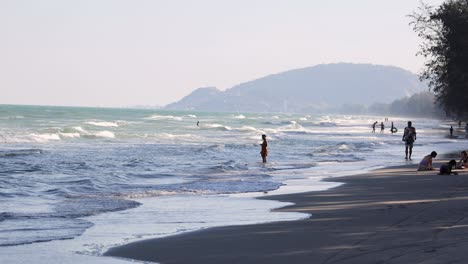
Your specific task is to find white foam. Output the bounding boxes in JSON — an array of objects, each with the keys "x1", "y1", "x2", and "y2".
[
  {"x1": 29, "y1": 133, "x2": 61, "y2": 142},
  {"x1": 338, "y1": 144, "x2": 350, "y2": 151},
  {"x1": 145, "y1": 115, "x2": 183, "y2": 121},
  {"x1": 93, "y1": 131, "x2": 115, "y2": 138},
  {"x1": 203, "y1": 124, "x2": 232, "y2": 131},
  {"x1": 72, "y1": 126, "x2": 87, "y2": 133},
  {"x1": 59, "y1": 132, "x2": 81, "y2": 138},
  {"x1": 235, "y1": 126, "x2": 264, "y2": 134},
  {"x1": 233, "y1": 114, "x2": 246, "y2": 119},
  {"x1": 186, "y1": 114, "x2": 197, "y2": 118},
  {"x1": 86, "y1": 121, "x2": 119, "y2": 127}
]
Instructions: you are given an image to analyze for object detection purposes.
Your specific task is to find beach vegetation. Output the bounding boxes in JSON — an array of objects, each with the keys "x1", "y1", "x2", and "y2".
[{"x1": 410, "y1": 0, "x2": 468, "y2": 118}]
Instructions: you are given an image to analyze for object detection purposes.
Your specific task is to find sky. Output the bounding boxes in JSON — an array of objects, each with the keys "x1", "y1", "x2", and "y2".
[{"x1": 0, "y1": 0, "x2": 445, "y2": 107}]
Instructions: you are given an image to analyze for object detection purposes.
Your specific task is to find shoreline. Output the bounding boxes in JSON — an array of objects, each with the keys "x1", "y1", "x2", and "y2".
[{"x1": 105, "y1": 160, "x2": 468, "y2": 264}]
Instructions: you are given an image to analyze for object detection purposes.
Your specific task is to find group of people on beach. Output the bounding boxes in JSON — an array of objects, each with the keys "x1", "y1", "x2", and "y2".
[
  {"x1": 417, "y1": 150, "x2": 468, "y2": 175},
  {"x1": 260, "y1": 119, "x2": 467, "y2": 167},
  {"x1": 372, "y1": 119, "x2": 397, "y2": 134},
  {"x1": 412, "y1": 119, "x2": 468, "y2": 175},
  {"x1": 398, "y1": 120, "x2": 467, "y2": 175}
]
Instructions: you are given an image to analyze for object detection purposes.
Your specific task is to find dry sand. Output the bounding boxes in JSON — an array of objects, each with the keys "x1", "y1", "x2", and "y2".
[{"x1": 105, "y1": 162, "x2": 468, "y2": 264}]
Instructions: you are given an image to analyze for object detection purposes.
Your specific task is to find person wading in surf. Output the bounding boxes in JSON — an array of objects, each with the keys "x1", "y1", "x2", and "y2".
[
  {"x1": 403, "y1": 121, "x2": 417, "y2": 160},
  {"x1": 260, "y1": 134, "x2": 268, "y2": 163}
]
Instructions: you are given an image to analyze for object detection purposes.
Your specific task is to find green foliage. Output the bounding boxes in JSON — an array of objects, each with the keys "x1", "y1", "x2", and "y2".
[
  {"x1": 410, "y1": 0, "x2": 468, "y2": 118},
  {"x1": 367, "y1": 91, "x2": 444, "y2": 118}
]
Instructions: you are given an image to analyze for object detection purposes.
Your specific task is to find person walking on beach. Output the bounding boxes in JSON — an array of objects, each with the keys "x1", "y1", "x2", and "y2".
[
  {"x1": 260, "y1": 134, "x2": 268, "y2": 163},
  {"x1": 372, "y1": 121, "x2": 378, "y2": 133},
  {"x1": 380, "y1": 122, "x2": 385, "y2": 133},
  {"x1": 403, "y1": 121, "x2": 417, "y2": 160},
  {"x1": 449, "y1": 126, "x2": 454, "y2": 137}
]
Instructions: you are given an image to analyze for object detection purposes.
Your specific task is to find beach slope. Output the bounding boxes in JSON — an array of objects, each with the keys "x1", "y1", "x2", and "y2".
[{"x1": 106, "y1": 165, "x2": 468, "y2": 264}]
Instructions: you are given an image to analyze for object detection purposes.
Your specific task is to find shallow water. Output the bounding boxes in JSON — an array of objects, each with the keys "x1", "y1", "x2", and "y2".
[{"x1": 0, "y1": 105, "x2": 462, "y2": 262}]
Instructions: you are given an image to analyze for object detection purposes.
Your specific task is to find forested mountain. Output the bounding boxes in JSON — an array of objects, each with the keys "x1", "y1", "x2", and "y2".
[{"x1": 165, "y1": 63, "x2": 427, "y2": 113}]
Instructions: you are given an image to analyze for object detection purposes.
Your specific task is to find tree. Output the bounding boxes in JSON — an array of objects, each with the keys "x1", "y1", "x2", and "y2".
[{"x1": 410, "y1": 0, "x2": 468, "y2": 118}]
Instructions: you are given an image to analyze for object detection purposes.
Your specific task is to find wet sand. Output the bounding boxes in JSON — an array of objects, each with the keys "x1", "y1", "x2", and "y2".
[{"x1": 106, "y1": 162, "x2": 468, "y2": 264}]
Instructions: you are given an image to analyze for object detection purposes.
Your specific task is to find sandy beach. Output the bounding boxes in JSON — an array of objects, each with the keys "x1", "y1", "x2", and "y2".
[{"x1": 105, "y1": 160, "x2": 468, "y2": 264}]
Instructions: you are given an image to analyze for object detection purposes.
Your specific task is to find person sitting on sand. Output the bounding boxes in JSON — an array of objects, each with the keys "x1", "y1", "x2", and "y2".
[
  {"x1": 417, "y1": 151, "x2": 437, "y2": 171},
  {"x1": 260, "y1": 134, "x2": 268, "y2": 163},
  {"x1": 439, "y1": 160, "x2": 458, "y2": 175},
  {"x1": 456, "y1": 150, "x2": 468, "y2": 169}
]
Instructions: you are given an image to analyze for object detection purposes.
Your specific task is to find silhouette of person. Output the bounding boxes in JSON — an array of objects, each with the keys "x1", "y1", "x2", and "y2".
[
  {"x1": 402, "y1": 121, "x2": 417, "y2": 160},
  {"x1": 197, "y1": 121, "x2": 199, "y2": 126},
  {"x1": 459, "y1": 120, "x2": 462, "y2": 127},
  {"x1": 417, "y1": 151, "x2": 437, "y2": 171},
  {"x1": 372, "y1": 121, "x2": 378, "y2": 133},
  {"x1": 260, "y1": 134, "x2": 268, "y2": 163},
  {"x1": 456, "y1": 151, "x2": 468, "y2": 169},
  {"x1": 449, "y1": 126, "x2": 454, "y2": 137},
  {"x1": 439, "y1": 160, "x2": 458, "y2": 175},
  {"x1": 380, "y1": 122, "x2": 385, "y2": 133},
  {"x1": 390, "y1": 122, "x2": 395, "y2": 134}
]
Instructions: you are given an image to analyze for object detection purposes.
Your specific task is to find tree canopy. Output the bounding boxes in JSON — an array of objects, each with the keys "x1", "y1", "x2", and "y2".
[{"x1": 410, "y1": 0, "x2": 468, "y2": 118}]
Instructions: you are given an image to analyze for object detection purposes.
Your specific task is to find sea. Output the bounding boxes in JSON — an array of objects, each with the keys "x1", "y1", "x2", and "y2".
[{"x1": 0, "y1": 104, "x2": 463, "y2": 263}]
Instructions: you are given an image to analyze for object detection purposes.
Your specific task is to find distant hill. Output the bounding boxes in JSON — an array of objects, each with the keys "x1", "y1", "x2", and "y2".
[{"x1": 164, "y1": 63, "x2": 428, "y2": 113}]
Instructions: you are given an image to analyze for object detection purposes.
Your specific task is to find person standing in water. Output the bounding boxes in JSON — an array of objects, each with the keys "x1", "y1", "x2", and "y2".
[
  {"x1": 390, "y1": 122, "x2": 395, "y2": 134},
  {"x1": 449, "y1": 126, "x2": 454, "y2": 137},
  {"x1": 372, "y1": 121, "x2": 378, "y2": 133},
  {"x1": 402, "y1": 121, "x2": 417, "y2": 160},
  {"x1": 380, "y1": 122, "x2": 385, "y2": 133},
  {"x1": 260, "y1": 134, "x2": 268, "y2": 163}
]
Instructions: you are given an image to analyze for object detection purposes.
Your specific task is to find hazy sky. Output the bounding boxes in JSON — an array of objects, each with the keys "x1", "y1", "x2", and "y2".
[{"x1": 1, "y1": 0, "x2": 445, "y2": 107}]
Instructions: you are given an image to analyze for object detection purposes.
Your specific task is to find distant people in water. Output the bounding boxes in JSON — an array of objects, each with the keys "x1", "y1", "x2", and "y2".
[
  {"x1": 456, "y1": 151, "x2": 468, "y2": 169},
  {"x1": 260, "y1": 134, "x2": 268, "y2": 163},
  {"x1": 196, "y1": 121, "x2": 199, "y2": 126},
  {"x1": 380, "y1": 122, "x2": 384, "y2": 133},
  {"x1": 372, "y1": 121, "x2": 378, "y2": 133},
  {"x1": 403, "y1": 121, "x2": 417, "y2": 160},
  {"x1": 439, "y1": 160, "x2": 458, "y2": 175},
  {"x1": 450, "y1": 126, "x2": 454, "y2": 137},
  {"x1": 459, "y1": 120, "x2": 462, "y2": 127},
  {"x1": 390, "y1": 122, "x2": 397, "y2": 134},
  {"x1": 417, "y1": 151, "x2": 437, "y2": 171}
]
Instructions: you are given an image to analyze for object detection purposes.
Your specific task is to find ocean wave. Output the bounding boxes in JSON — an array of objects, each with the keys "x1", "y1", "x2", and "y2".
[
  {"x1": 155, "y1": 133, "x2": 200, "y2": 141},
  {"x1": 144, "y1": 114, "x2": 183, "y2": 121},
  {"x1": 0, "y1": 149, "x2": 43, "y2": 157},
  {"x1": 233, "y1": 126, "x2": 264, "y2": 134},
  {"x1": 201, "y1": 123, "x2": 232, "y2": 131},
  {"x1": 206, "y1": 160, "x2": 249, "y2": 173},
  {"x1": 85, "y1": 121, "x2": 119, "y2": 127},
  {"x1": 232, "y1": 114, "x2": 246, "y2": 119}
]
